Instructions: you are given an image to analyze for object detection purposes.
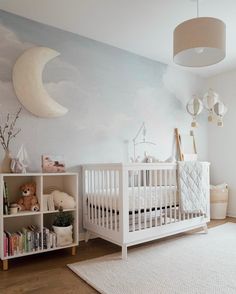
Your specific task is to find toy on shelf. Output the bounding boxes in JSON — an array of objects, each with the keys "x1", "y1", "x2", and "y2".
[
  {"x1": 10, "y1": 145, "x2": 30, "y2": 174},
  {"x1": 51, "y1": 190, "x2": 75, "y2": 210},
  {"x1": 17, "y1": 182, "x2": 40, "y2": 211}
]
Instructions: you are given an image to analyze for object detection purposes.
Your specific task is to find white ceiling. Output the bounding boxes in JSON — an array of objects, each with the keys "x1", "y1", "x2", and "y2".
[{"x1": 0, "y1": 0, "x2": 236, "y2": 77}]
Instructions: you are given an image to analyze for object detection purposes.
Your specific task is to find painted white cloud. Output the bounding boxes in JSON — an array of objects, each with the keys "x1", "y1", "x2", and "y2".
[
  {"x1": 163, "y1": 66, "x2": 205, "y2": 107},
  {"x1": 0, "y1": 22, "x2": 134, "y2": 137},
  {"x1": 0, "y1": 25, "x2": 32, "y2": 81}
]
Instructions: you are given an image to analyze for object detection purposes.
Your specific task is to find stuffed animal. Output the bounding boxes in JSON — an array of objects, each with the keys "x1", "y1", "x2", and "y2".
[
  {"x1": 51, "y1": 190, "x2": 75, "y2": 210},
  {"x1": 17, "y1": 182, "x2": 40, "y2": 211}
]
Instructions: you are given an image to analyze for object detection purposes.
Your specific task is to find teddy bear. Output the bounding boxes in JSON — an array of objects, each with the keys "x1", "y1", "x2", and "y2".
[
  {"x1": 17, "y1": 182, "x2": 40, "y2": 211},
  {"x1": 51, "y1": 190, "x2": 75, "y2": 210}
]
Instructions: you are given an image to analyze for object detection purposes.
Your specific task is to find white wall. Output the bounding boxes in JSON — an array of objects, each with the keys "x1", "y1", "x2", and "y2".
[{"x1": 207, "y1": 70, "x2": 236, "y2": 217}]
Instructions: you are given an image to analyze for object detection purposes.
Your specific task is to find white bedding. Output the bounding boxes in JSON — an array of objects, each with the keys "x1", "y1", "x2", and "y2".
[
  {"x1": 86, "y1": 186, "x2": 178, "y2": 211},
  {"x1": 178, "y1": 161, "x2": 209, "y2": 214}
]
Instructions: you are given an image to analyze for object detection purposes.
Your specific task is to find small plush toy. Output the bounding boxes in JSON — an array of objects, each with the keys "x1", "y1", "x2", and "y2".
[
  {"x1": 17, "y1": 182, "x2": 40, "y2": 211},
  {"x1": 51, "y1": 190, "x2": 75, "y2": 210}
]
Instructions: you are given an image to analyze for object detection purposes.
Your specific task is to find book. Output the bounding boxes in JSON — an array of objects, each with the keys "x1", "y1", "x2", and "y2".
[
  {"x1": 3, "y1": 225, "x2": 53, "y2": 257},
  {"x1": 48, "y1": 194, "x2": 55, "y2": 211},
  {"x1": 3, "y1": 232, "x2": 8, "y2": 257},
  {"x1": 43, "y1": 195, "x2": 49, "y2": 211},
  {"x1": 3, "y1": 182, "x2": 9, "y2": 215},
  {"x1": 49, "y1": 232, "x2": 53, "y2": 248},
  {"x1": 43, "y1": 227, "x2": 50, "y2": 249},
  {"x1": 22, "y1": 227, "x2": 28, "y2": 253},
  {"x1": 17, "y1": 231, "x2": 23, "y2": 254},
  {"x1": 12, "y1": 233, "x2": 18, "y2": 256},
  {"x1": 43, "y1": 194, "x2": 55, "y2": 211}
]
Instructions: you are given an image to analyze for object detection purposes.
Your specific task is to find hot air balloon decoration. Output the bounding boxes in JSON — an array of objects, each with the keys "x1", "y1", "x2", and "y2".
[
  {"x1": 213, "y1": 101, "x2": 227, "y2": 127},
  {"x1": 186, "y1": 95, "x2": 203, "y2": 128},
  {"x1": 186, "y1": 88, "x2": 227, "y2": 128},
  {"x1": 202, "y1": 89, "x2": 219, "y2": 122}
]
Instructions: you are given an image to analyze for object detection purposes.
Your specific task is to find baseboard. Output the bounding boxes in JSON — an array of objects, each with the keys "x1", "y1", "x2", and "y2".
[
  {"x1": 79, "y1": 232, "x2": 97, "y2": 241},
  {"x1": 79, "y1": 232, "x2": 85, "y2": 241},
  {"x1": 227, "y1": 212, "x2": 236, "y2": 218}
]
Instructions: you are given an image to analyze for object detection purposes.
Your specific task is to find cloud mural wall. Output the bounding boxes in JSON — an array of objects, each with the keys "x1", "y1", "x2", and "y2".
[{"x1": 0, "y1": 10, "x2": 208, "y2": 171}]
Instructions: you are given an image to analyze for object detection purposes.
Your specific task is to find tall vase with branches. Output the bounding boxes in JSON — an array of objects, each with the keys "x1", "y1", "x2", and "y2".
[{"x1": 0, "y1": 108, "x2": 22, "y2": 173}]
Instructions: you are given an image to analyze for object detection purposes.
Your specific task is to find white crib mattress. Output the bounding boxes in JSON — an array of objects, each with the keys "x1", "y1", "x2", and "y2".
[{"x1": 86, "y1": 186, "x2": 178, "y2": 211}]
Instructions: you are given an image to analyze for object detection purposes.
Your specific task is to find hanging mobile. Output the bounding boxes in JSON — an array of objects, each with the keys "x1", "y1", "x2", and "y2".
[
  {"x1": 203, "y1": 88, "x2": 219, "y2": 122},
  {"x1": 213, "y1": 101, "x2": 227, "y2": 127},
  {"x1": 186, "y1": 95, "x2": 203, "y2": 127}
]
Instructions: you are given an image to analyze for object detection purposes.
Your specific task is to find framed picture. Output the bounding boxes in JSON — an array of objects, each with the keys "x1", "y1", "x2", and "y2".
[{"x1": 42, "y1": 155, "x2": 66, "y2": 173}]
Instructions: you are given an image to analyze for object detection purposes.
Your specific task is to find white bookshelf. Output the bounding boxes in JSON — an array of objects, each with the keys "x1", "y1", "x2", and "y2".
[{"x1": 0, "y1": 173, "x2": 79, "y2": 270}]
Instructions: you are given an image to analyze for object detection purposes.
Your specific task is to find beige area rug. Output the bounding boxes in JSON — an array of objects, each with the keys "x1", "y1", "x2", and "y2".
[{"x1": 68, "y1": 223, "x2": 236, "y2": 294}]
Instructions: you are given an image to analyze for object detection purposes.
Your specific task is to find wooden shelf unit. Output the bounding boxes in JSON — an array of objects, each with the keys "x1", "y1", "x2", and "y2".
[{"x1": 0, "y1": 173, "x2": 79, "y2": 270}]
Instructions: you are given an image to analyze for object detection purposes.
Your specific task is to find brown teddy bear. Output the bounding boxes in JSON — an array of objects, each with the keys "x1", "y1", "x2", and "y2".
[{"x1": 17, "y1": 182, "x2": 40, "y2": 211}]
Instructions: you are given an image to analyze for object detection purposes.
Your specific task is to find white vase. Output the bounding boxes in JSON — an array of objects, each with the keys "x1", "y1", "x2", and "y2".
[
  {"x1": 1, "y1": 150, "x2": 12, "y2": 173},
  {"x1": 52, "y1": 225, "x2": 73, "y2": 247}
]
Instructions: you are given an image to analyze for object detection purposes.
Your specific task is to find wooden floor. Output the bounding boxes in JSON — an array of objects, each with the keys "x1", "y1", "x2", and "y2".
[{"x1": 0, "y1": 218, "x2": 235, "y2": 294}]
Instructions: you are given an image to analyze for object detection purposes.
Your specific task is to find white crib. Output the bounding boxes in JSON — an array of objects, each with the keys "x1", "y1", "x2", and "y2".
[{"x1": 82, "y1": 163, "x2": 210, "y2": 259}]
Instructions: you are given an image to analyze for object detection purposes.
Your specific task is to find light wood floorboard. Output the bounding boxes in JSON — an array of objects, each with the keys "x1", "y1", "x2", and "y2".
[{"x1": 0, "y1": 218, "x2": 235, "y2": 294}]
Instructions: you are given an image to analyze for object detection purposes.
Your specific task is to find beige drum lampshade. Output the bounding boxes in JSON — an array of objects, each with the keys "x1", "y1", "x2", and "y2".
[{"x1": 173, "y1": 17, "x2": 226, "y2": 67}]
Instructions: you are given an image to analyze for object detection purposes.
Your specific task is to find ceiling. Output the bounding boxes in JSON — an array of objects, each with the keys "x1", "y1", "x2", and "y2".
[{"x1": 0, "y1": 0, "x2": 236, "y2": 78}]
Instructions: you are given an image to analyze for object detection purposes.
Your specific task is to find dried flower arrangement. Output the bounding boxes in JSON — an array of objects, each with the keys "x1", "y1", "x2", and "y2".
[{"x1": 0, "y1": 108, "x2": 22, "y2": 151}]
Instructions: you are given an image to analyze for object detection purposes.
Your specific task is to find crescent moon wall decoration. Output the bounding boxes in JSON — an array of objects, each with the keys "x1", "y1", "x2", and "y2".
[{"x1": 12, "y1": 46, "x2": 68, "y2": 118}]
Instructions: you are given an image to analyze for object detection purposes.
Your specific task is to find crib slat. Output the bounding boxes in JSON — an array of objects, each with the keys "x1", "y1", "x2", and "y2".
[
  {"x1": 93, "y1": 170, "x2": 95, "y2": 224},
  {"x1": 164, "y1": 169, "x2": 167, "y2": 225},
  {"x1": 154, "y1": 170, "x2": 158, "y2": 227},
  {"x1": 143, "y1": 170, "x2": 147, "y2": 230},
  {"x1": 131, "y1": 171, "x2": 135, "y2": 232},
  {"x1": 88, "y1": 170, "x2": 90, "y2": 222},
  {"x1": 94, "y1": 170, "x2": 96, "y2": 225},
  {"x1": 102, "y1": 170, "x2": 105, "y2": 228},
  {"x1": 174, "y1": 169, "x2": 177, "y2": 223},
  {"x1": 109, "y1": 170, "x2": 112, "y2": 230},
  {"x1": 112, "y1": 171, "x2": 115, "y2": 230},
  {"x1": 159, "y1": 170, "x2": 163, "y2": 226},
  {"x1": 87, "y1": 171, "x2": 90, "y2": 222},
  {"x1": 149, "y1": 170, "x2": 152, "y2": 228},
  {"x1": 168, "y1": 170, "x2": 172, "y2": 223},
  {"x1": 114, "y1": 171, "x2": 117, "y2": 232},
  {"x1": 91, "y1": 170, "x2": 94, "y2": 223},
  {"x1": 105, "y1": 170, "x2": 109, "y2": 229},
  {"x1": 95, "y1": 170, "x2": 98, "y2": 225},
  {"x1": 138, "y1": 170, "x2": 141, "y2": 231},
  {"x1": 97, "y1": 170, "x2": 101, "y2": 226},
  {"x1": 153, "y1": 170, "x2": 158, "y2": 227}
]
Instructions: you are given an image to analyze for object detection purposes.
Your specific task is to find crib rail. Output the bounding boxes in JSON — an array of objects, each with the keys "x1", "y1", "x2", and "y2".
[
  {"x1": 82, "y1": 163, "x2": 207, "y2": 245},
  {"x1": 83, "y1": 164, "x2": 122, "y2": 238},
  {"x1": 127, "y1": 166, "x2": 177, "y2": 232}
]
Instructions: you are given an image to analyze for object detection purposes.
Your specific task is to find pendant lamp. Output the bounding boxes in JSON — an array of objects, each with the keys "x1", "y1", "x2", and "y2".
[{"x1": 173, "y1": 0, "x2": 226, "y2": 67}]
